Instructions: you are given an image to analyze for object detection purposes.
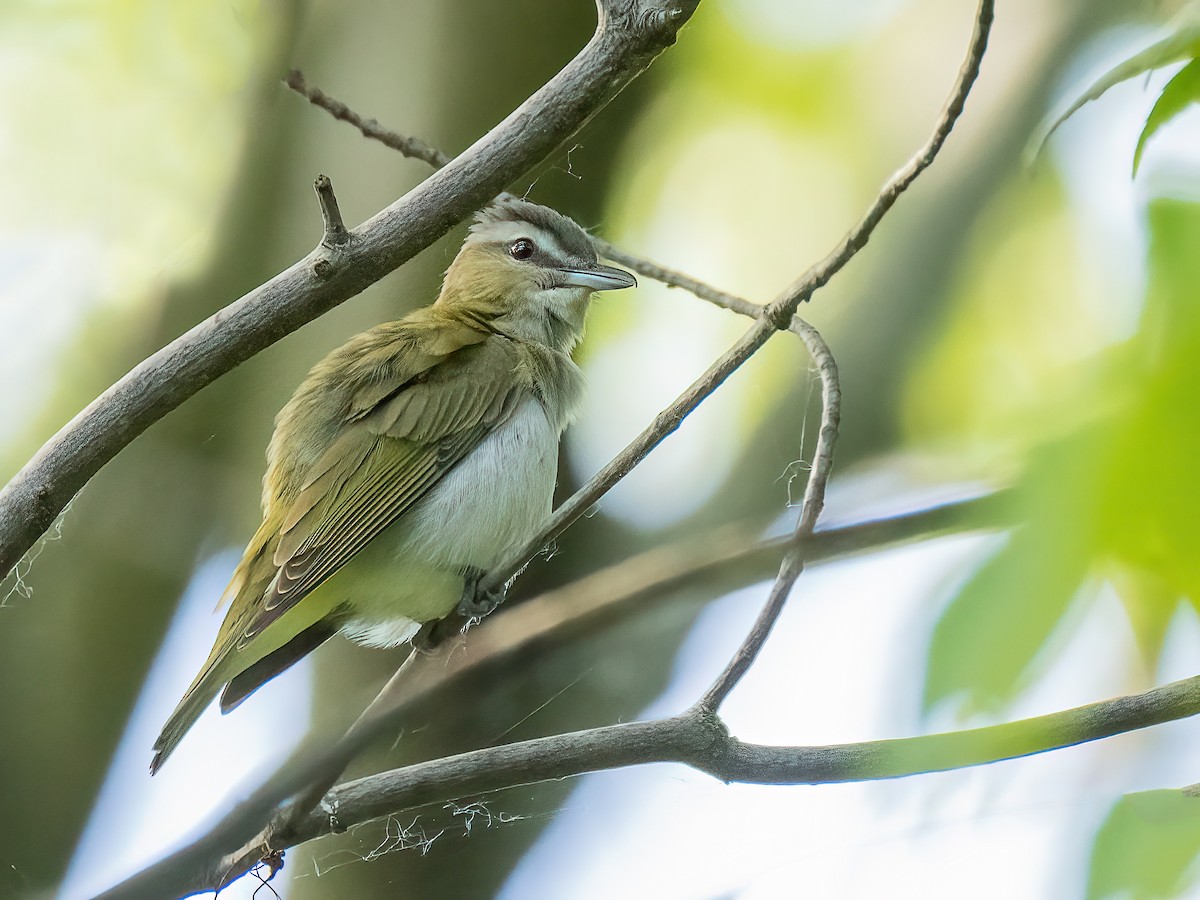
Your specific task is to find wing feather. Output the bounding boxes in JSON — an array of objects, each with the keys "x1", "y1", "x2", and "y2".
[{"x1": 240, "y1": 337, "x2": 525, "y2": 638}]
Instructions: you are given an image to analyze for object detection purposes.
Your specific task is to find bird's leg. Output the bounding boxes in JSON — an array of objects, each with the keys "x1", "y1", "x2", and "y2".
[{"x1": 457, "y1": 566, "x2": 505, "y2": 618}]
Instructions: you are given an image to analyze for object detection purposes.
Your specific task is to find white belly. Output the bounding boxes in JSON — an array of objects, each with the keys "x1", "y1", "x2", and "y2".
[{"x1": 332, "y1": 398, "x2": 559, "y2": 646}]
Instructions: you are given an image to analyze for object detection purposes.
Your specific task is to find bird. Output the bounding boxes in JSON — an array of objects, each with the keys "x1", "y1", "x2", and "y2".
[{"x1": 150, "y1": 196, "x2": 636, "y2": 773}]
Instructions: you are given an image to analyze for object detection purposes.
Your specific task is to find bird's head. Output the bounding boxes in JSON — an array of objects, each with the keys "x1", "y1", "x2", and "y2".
[{"x1": 439, "y1": 196, "x2": 636, "y2": 351}]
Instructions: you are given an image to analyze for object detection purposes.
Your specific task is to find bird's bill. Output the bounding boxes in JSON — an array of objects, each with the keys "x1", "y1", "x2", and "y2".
[{"x1": 559, "y1": 263, "x2": 637, "y2": 291}]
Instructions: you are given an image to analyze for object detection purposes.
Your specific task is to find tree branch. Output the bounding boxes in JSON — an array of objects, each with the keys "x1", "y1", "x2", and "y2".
[
  {"x1": 699, "y1": 318, "x2": 840, "y2": 710},
  {"x1": 285, "y1": 69, "x2": 452, "y2": 170},
  {"x1": 0, "y1": 0, "x2": 702, "y2": 582},
  {"x1": 276, "y1": 0, "x2": 992, "y2": 608},
  {"x1": 390, "y1": 491, "x2": 1012, "y2": 713},
  {"x1": 269, "y1": 315, "x2": 840, "y2": 842},
  {"x1": 308, "y1": 670, "x2": 1200, "y2": 817},
  {"x1": 105, "y1": 671, "x2": 1200, "y2": 899}
]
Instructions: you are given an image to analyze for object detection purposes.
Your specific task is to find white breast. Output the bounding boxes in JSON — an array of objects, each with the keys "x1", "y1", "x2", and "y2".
[
  {"x1": 334, "y1": 398, "x2": 560, "y2": 644},
  {"x1": 405, "y1": 397, "x2": 560, "y2": 571}
]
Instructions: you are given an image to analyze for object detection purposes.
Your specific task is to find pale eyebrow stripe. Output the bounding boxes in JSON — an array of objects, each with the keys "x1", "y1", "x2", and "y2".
[{"x1": 467, "y1": 221, "x2": 571, "y2": 260}]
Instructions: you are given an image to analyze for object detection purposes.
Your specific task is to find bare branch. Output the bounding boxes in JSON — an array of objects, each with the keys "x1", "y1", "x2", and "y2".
[
  {"x1": 392, "y1": 491, "x2": 1011, "y2": 710},
  {"x1": 766, "y1": 0, "x2": 994, "y2": 314},
  {"x1": 311, "y1": 671, "x2": 1200, "y2": 827},
  {"x1": 284, "y1": 69, "x2": 452, "y2": 170},
  {"x1": 699, "y1": 318, "x2": 840, "y2": 710},
  {"x1": 103, "y1": 672, "x2": 1200, "y2": 899},
  {"x1": 0, "y1": 0, "x2": 702, "y2": 582},
  {"x1": 276, "y1": 0, "x2": 993, "y2": 605},
  {"x1": 588, "y1": 238, "x2": 765, "y2": 318},
  {"x1": 281, "y1": 68, "x2": 762, "y2": 320},
  {"x1": 262, "y1": 312, "x2": 836, "y2": 858}
]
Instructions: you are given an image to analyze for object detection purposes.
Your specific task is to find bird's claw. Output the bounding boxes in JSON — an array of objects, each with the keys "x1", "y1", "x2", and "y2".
[{"x1": 457, "y1": 568, "x2": 505, "y2": 618}]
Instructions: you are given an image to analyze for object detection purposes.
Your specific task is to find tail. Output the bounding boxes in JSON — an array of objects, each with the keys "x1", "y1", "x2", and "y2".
[
  {"x1": 150, "y1": 666, "x2": 227, "y2": 775},
  {"x1": 150, "y1": 619, "x2": 338, "y2": 774}
]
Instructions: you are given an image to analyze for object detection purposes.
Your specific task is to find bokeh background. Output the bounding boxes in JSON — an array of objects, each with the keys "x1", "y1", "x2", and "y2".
[{"x1": 3, "y1": 0, "x2": 1200, "y2": 897}]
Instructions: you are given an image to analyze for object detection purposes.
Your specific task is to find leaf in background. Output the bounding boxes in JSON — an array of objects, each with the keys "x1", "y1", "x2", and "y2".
[
  {"x1": 1029, "y1": 23, "x2": 1200, "y2": 162},
  {"x1": 924, "y1": 199, "x2": 1200, "y2": 713},
  {"x1": 1134, "y1": 59, "x2": 1200, "y2": 175},
  {"x1": 1087, "y1": 788, "x2": 1200, "y2": 900},
  {"x1": 1110, "y1": 567, "x2": 1183, "y2": 664},
  {"x1": 1096, "y1": 199, "x2": 1200, "y2": 654},
  {"x1": 923, "y1": 437, "x2": 1101, "y2": 715}
]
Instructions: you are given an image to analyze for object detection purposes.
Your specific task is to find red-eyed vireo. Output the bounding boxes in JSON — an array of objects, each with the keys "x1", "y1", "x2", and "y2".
[{"x1": 151, "y1": 197, "x2": 635, "y2": 773}]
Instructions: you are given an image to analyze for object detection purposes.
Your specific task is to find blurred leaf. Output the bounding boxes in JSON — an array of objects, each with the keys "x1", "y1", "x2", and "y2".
[
  {"x1": 1111, "y1": 567, "x2": 1184, "y2": 662},
  {"x1": 903, "y1": 174, "x2": 1106, "y2": 464},
  {"x1": 1032, "y1": 23, "x2": 1200, "y2": 160},
  {"x1": 1087, "y1": 788, "x2": 1200, "y2": 900},
  {"x1": 921, "y1": 198, "x2": 1200, "y2": 711},
  {"x1": 1134, "y1": 59, "x2": 1200, "y2": 175},
  {"x1": 1096, "y1": 199, "x2": 1200, "y2": 639},
  {"x1": 924, "y1": 440, "x2": 1099, "y2": 714}
]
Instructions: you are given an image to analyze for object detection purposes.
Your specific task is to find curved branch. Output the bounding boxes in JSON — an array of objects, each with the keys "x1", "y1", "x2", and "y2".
[
  {"x1": 143, "y1": 672, "x2": 1200, "y2": 898},
  {"x1": 90, "y1": 489, "x2": 1015, "y2": 900},
  {"x1": 0, "y1": 0, "x2": 701, "y2": 582},
  {"x1": 700, "y1": 318, "x2": 840, "y2": 710}
]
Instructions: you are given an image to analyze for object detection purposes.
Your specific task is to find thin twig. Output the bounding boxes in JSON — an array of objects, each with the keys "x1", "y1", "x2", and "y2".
[
  {"x1": 765, "y1": 0, "x2": 993, "y2": 315},
  {"x1": 277, "y1": 0, "x2": 991, "y2": 608},
  {"x1": 272, "y1": 318, "x2": 837, "y2": 845},
  {"x1": 481, "y1": 0, "x2": 994, "y2": 594},
  {"x1": 699, "y1": 318, "x2": 840, "y2": 710},
  {"x1": 387, "y1": 491, "x2": 1011, "y2": 714},
  {"x1": 280, "y1": 74, "x2": 760, "y2": 318},
  {"x1": 590, "y1": 238, "x2": 764, "y2": 318},
  {"x1": 285, "y1": 70, "x2": 452, "y2": 169}
]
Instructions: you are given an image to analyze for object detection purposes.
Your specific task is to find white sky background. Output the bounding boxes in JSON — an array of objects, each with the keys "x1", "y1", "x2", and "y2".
[
  {"x1": 11, "y1": 5, "x2": 1200, "y2": 899},
  {"x1": 60, "y1": 551, "x2": 313, "y2": 900}
]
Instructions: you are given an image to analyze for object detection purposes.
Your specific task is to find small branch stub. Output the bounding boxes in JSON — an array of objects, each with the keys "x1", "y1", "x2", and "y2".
[
  {"x1": 312, "y1": 174, "x2": 349, "y2": 281},
  {"x1": 314, "y1": 174, "x2": 350, "y2": 248}
]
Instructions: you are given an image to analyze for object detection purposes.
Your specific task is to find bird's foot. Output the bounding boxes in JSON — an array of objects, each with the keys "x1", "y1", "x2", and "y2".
[{"x1": 457, "y1": 567, "x2": 505, "y2": 618}]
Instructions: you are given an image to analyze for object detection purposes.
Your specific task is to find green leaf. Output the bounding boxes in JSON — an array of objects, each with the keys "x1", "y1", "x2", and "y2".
[
  {"x1": 923, "y1": 521, "x2": 1092, "y2": 715},
  {"x1": 1098, "y1": 201, "x2": 1200, "y2": 638},
  {"x1": 1087, "y1": 788, "x2": 1200, "y2": 900},
  {"x1": 1134, "y1": 59, "x2": 1200, "y2": 175},
  {"x1": 1030, "y1": 24, "x2": 1200, "y2": 162}
]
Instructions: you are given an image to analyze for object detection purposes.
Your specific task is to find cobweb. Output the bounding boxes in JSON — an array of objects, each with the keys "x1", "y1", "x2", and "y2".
[{"x1": 1, "y1": 490, "x2": 79, "y2": 608}]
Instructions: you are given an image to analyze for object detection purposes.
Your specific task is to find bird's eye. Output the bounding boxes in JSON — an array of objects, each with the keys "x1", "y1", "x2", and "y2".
[{"x1": 509, "y1": 238, "x2": 535, "y2": 260}]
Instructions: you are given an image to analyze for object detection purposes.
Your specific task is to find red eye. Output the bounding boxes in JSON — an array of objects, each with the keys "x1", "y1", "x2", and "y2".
[{"x1": 509, "y1": 239, "x2": 535, "y2": 260}]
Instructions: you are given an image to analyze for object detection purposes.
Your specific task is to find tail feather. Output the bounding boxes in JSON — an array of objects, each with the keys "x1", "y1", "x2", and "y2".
[
  {"x1": 151, "y1": 617, "x2": 340, "y2": 774},
  {"x1": 150, "y1": 672, "x2": 225, "y2": 775},
  {"x1": 220, "y1": 620, "x2": 336, "y2": 713}
]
